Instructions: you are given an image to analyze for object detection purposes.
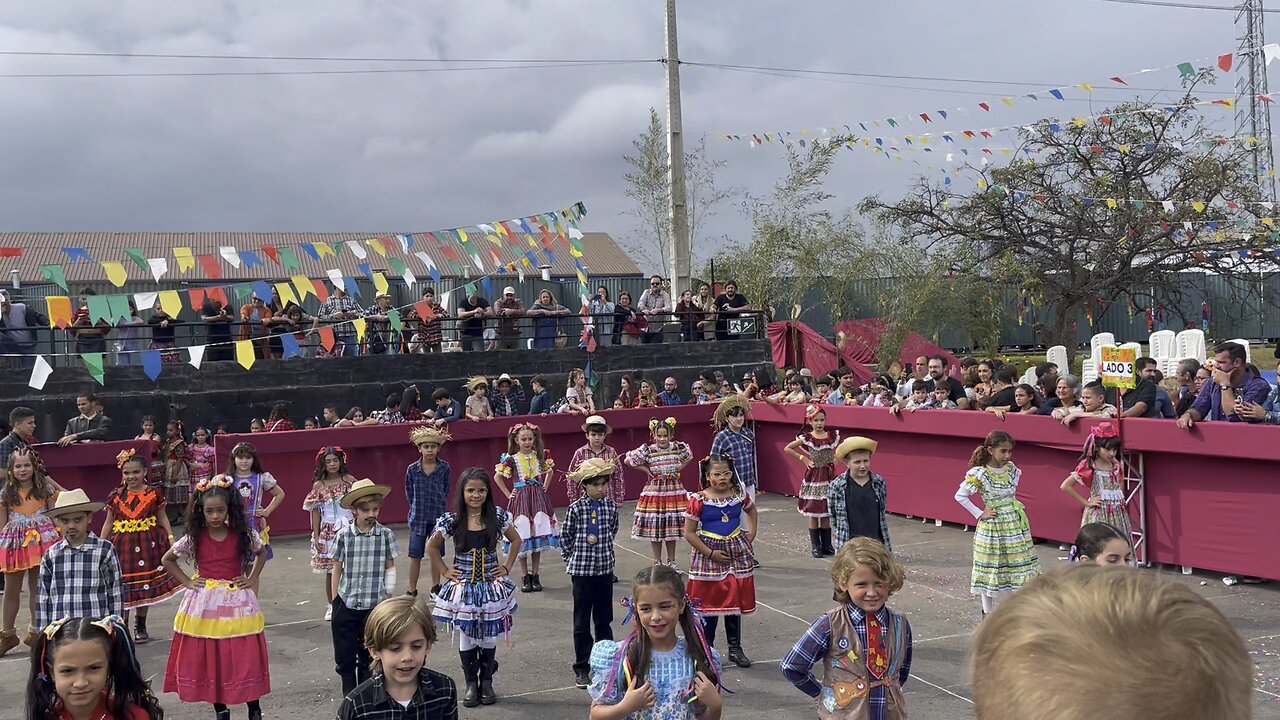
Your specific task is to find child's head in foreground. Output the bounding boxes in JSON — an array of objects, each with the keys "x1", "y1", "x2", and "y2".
[
  {"x1": 364, "y1": 595, "x2": 439, "y2": 680},
  {"x1": 831, "y1": 537, "x2": 905, "y2": 613},
  {"x1": 971, "y1": 564, "x2": 1251, "y2": 720},
  {"x1": 27, "y1": 616, "x2": 163, "y2": 720}
]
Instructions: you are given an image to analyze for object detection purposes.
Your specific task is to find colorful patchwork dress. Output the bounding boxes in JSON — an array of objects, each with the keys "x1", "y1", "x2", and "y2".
[
  {"x1": 1074, "y1": 463, "x2": 1132, "y2": 539},
  {"x1": 685, "y1": 491, "x2": 756, "y2": 616},
  {"x1": 228, "y1": 472, "x2": 277, "y2": 560},
  {"x1": 104, "y1": 486, "x2": 182, "y2": 609},
  {"x1": 627, "y1": 441, "x2": 693, "y2": 542},
  {"x1": 495, "y1": 451, "x2": 559, "y2": 556},
  {"x1": 796, "y1": 430, "x2": 840, "y2": 518},
  {"x1": 955, "y1": 464, "x2": 1042, "y2": 596},
  {"x1": 188, "y1": 443, "x2": 216, "y2": 489},
  {"x1": 162, "y1": 438, "x2": 191, "y2": 510},
  {"x1": 0, "y1": 485, "x2": 58, "y2": 572},
  {"x1": 431, "y1": 509, "x2": 518, "y2": 641},
  {"x1": 301, "y1": 479, "x2": 353, "y2": 574}
]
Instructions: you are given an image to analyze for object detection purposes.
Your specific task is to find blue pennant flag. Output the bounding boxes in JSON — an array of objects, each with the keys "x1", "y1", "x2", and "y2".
[
  {"x1": 300, "y1": 243, "x2": 321, "y2": 261},
  {"x1": 280, "y1": 332, "x2": 303, "y2": 359},
  {"x1": 62, "y1": 247, "x2": 93, "y2": 264},
  {"x1": 142, "y1": 350, "x2": 163, "y2": 382},
  {"x1": 251, "y1": 281, "x2": 273, "y2": 302},
  {"x1": 344, "y1": 278, "x2": 360, "y2": 299}
]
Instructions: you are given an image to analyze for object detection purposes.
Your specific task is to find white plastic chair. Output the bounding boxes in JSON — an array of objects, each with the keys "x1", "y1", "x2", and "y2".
[
  {"x1": 1046, "y1": 345, "x2": 1070, "y2": 373},
  {"x1": 1090, "y1": 333, "x2": 1116, "y2": 357},
  {"x1": 1120, "y1": 341, "x2": 1143, "y2": 358},
  {"x1": 1229, "y1": 338, "x2": 1252, "y2": 363},
  {"x1": 1019, "y1": 367, "x2": 1039, "y2": 386},
  {"x1": 1175, "y1": 329, "x2": 1206, "y2": 362},
  {"x1": 1148, "y1": 330, "x2": 1176, "y2": 359}
]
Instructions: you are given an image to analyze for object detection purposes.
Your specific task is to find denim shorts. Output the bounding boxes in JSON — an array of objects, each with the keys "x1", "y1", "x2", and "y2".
[{"x1": 408, "y1": 529, "x2": 430, "y2": 559}]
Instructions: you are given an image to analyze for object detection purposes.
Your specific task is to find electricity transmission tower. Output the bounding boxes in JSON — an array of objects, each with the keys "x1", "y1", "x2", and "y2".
[{"x1": 1237, "y1": 0, "x2": 1278, "y2": 202}]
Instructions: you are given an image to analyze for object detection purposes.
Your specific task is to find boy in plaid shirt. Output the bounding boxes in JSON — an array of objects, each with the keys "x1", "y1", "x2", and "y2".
[
  {"x1": 331, "y1": 479, "x2": 400, "y2": 695},
  {"x1": 37, "y1": 488, "x2": 122, "y2": 631},
  {"x1": 561, "y1": 457, "x2": 619, "y2": 689}
]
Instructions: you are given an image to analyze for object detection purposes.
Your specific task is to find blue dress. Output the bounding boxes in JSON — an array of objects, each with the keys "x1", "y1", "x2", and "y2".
[
  {"x1": 589, "y1": 636, "x2": 722, "y2": 719},
  {"x1": 431, "y1": 509, "x2": 518, "y2": 641}
]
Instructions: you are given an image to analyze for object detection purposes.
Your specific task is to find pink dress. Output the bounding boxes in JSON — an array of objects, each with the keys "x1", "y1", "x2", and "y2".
[{"x1": 188, "y1": 444, "x2": 216, "y2": 487}]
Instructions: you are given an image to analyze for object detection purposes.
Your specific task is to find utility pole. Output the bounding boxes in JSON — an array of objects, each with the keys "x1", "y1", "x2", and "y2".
[
  {"x1": 1236, "y1": 0, "x2": 1277, "y2": 202},
  {"x1": 664, "y1": 0, "x2": 693, "y2": 297}
]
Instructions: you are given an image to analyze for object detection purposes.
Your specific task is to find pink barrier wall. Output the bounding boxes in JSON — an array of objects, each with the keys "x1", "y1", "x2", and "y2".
[{"x1": 34, "y1": 403, "x2": 1280, "y2": 579}]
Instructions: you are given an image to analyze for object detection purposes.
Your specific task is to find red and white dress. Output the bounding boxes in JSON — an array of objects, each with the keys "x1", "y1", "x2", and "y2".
[
  {"x1": 301, "y1": 480, "x2": 353, "y2": 573},
  {"x1": 495, "y1": 451, "x2": 560, "y2": 556},
  {"x1": 626, "y1": 441, "x2": 693, "y2": 542},
  {"x1": 104, "y1": 486, "x2": 182, "y2": 609},
  {"x1": 796, "y1": 430, "x2": 840, "y2": 518},
  {"x1": 685, "y1": 492, "x2": 756, "y2": 616}
]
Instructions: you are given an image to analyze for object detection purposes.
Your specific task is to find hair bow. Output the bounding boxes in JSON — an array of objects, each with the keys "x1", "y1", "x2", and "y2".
[
  {"x1": 648, "y1": 417, "x2": 677, "y2": 433},
  {"x1": 115, "y1": 447, "x2": 138, "y2": 469},
  {"x1": 194, "y1": 476, "x2": 234, "y2": 493},
  {"x1": 508, "y1": 422, "x2": 538, "y2": 435},
  {"x1": 315, "y1": 445, "x2": 346, "y2": 464}
]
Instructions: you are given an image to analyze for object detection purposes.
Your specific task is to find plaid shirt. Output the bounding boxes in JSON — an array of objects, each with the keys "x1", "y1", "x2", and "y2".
[
  {"x1": 318, "y1": 295, "x2": 364, "y2": 336},
  {"x1": 780, "y1": 605, "x2": 912, "y2": 715},
  {"x1": 337, "y1": 668, "x2": 458, "y2": 720},
  {"x1": 489, "y1": 388, "x2": 526, "y2": 417},
  {"x1": 560, "y1": 495, "x2": 619, "y2": 576},
  {"x1": 711, "y1": 427, "x2": 757, "y2": 489},
  {"x1": 405, "y1": 459, "x2": 451, "y2": 537},
  {"x1": 37, "y1": 534, "x2": 123, "y2": 630},
  {"x1": 565, "y1": 444, "x2": 624, "y2": 502},
  {"x1": 331, "y1": 522, "x2": 399, "y2": 610},
  {"x1": 827, "y1": 471, "x2": 891, "y2": 551}
]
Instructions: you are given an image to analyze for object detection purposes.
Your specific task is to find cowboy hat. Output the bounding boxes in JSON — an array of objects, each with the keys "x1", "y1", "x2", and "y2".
[
  {"x1": 409, "y1": 426, "x2": 450, "y2": 446},
  {"x1": 835, "y1": 436, "x2": 878, "y2": 461},
  {"x1": 46, "y1": 488, "x2": 105, "y2": 519},
  {"x1": 566, "y1": 457, "x2": 616, "y2": 483},
  {"x1": 340, "y1": 478, "x2": 392, "y2": 509},
  {"x1": 496, "y1": 373, "x2": 514, "y2": 385},
  {"x1": 502, "y1": 286, "x2": 516, "y2": 295},
  {"x1": 465, "y1": 375, "x2": 489, "y2": 392},
  {"x1": 799, "y1": 368, "x2": 814, "y2": 378},
  {"x1": 581, "y1": 414, "x2": 610, "y2": 433}
]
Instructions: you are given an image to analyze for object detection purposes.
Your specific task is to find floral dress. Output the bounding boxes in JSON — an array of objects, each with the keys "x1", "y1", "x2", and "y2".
[
  {"x1": 955, "y1": 464, "x2": 1042, "y2": 596},
  {"x1": 495, "y1": 451, "x2": 559, "y2": 556},
  {"x1": 0, "y1": 486, "x2": 58, "y2": 572},
  {"x1": 188, "y1": 444, "x2": 216, "y2": 488},
  {"x1": 104, "y1": 486, "x2": 182, "y2": 608},
  {"x1": 302, "y1": 479, "x2": 353, "y2": 574},
  {"x1": 589, "y1": 637, "x2": 722, "y2": 719},
  {"x1": 796, "y1": 430, "x2": 839, "y2": 518},
  {"x1": 163, "y1": 438, "x2": 191, "y2": 509},
  {"x1": 626, "y1": 441, "x2": 693, "y2": 542},
  {"x1": 1074, "y1": 463, "x2": 1132, "y2": 539}
]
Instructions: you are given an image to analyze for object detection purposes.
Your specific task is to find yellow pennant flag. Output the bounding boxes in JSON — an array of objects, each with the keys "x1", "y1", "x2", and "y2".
[
  {"x1": 1106, "y1": 198, "x2": 1118, "y2": 209},
  {"x1": 274, "y1": 282, "x2": 299, "y2": 308},
  {"x1": 352, "y1": 317, "x2": 367, "y2": 341},
  {"x1": 524, "y1": 233, "x2": 538, "y2": 248},
  {"x1": 172, "y1": 247, "x2": 196, "y2": 273},
  {"x1": 46, "y1": 296, "x2": 72, "y2": 329},
  {"x1": 101, "y1": 261, "x2": 128, "y2": 287},
  {"x1": 1192, "y1": 201, "x2": 1207, "y2": 213},
  {"x1": 1000, "y1": 96, "x2": 1014, "y2": 106},
  {"x1": 456, "y1": 228, "x2": 470, "y2": 244},
  {"x1": 315, "y1": 243, "x2": 336, "y2": 258},
  {"x1": 158, "y1": 290, "x2": 182, "y2": 318},
  {"x1": 1262, "y1": 217, "x2": 1274, "y2": 227},
  {"x1": 1117, "y1": 144, "x2": 1130, "y2": 154},
  {"x1": 1072, "y1": 117, "x2": 1087, "y2": 127},
  {"x1": 290, "y1": 274, "x2": 314, "y2": 301},
  {"x1": 372, "y1": 272, "x2": 390, "y2": 295},
  {"x1": 976, "y1": 179, "x2": 988, "y2": 189},
  {"x1": 235, "y1": 340, "x2": 255, "y2": 370},
  {"x1": 365, "y1": 238, "x2": 387, "y2": 257},
  {"x1": 1076, "y1": 82, "x2": 1093, "y2": 93}
]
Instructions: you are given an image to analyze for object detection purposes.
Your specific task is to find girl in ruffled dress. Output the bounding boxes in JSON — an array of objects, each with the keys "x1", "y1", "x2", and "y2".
[
  {"x1": 625, "y1": 418, "x2": 693, "y2": 568},
  {"x1": 0, "y1": 447, "x2": 58, "y2": 655},
  {"x1": 302, "y1": 445, "x2": 354, "y2": 621},
  {"x1": 1059, "y1": 421, "x2": 1131, "y2": 541},
  {"x1": 784, "y1": 405, "x2": 840, "y2": 558},
  {"x1": 494, "y1": 422, "x2": 559, "y2": 593}
]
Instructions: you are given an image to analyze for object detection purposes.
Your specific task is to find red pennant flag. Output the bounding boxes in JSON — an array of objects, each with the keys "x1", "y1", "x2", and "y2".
[
  {"x1": 1033, "y1": 193, "x2": 1046, "y2": 203},
  {"x1": 317, "y1": 326, "x2": 335, "y2": 352},
  {"x1": 1218, "y1": 53, "x2": 1233, "y2": 72},
  {"x1": 1227, "y1": 200, "x2": 1240, "y2": 209},
  {"x1": 260, "y1": 244, "x2": 280, "y2": 265},
  {"x1": 1090, "y1": 145, "x2": 1103, "y2": 154},
  {"x1": 980, "y1": 130, "x2": 992, "y2": 138},
  {"x1": 187, "y1": 287, "x2": 207, "y2": 310},
  {"x1": 198, "y1": 254, "x2": 222, "y2": 279},
  {"x1": 978, "y1": 102, "x2": 990, "y2": 112},
  {"x1": 1099, "y1": 115, "x2": 1112, "y2": 125},
  {"x1": 963, "y1": 130, "x2": 975, "y2": 138},
  {"x1": 206, "y1": 287, "x2": 228, "y2": 307},
  {"x1": 1160, "y1": 221, "x2": 1171, "y2": 232},
  {"x1": 0, "y1": 247, "x2": 21, "y2": 258},
  {"x1": 1260, "y1": 94, "x2": 1274, "y2": 104},
  {"x1": 439, "y1": 245, "x2": 460, "y2": 261},
  {"x1": 414, "y1": 300, "x2": 435, "y2": 321},
  {"x1": 311, "y1": 278, "x2": 329, "y2": 303},
  {"x1": 1110, "y1": 76, "x2": 1127, "y2": 85},
  {"x1": 919, "y1": 113, "x2": 931, "y2": 123}
]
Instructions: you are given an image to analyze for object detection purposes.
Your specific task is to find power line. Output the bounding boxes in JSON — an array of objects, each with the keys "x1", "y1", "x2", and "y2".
[
  {"x1": 1098, "y1": 0, "x2": 1280, "y2": 12},
  {"x1": 0, "y1": 60, "x2": 654, "y2": 79},
  {"x1": 0, "y1": 49, "x2": 659, "y2": 64}
]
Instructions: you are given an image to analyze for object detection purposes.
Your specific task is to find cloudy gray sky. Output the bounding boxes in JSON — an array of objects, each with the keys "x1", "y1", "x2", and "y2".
[{"x1": 0, "y1": 0, "x2": 1256, "y2": 272}]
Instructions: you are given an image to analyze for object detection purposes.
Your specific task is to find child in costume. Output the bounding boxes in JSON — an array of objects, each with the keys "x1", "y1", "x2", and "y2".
[
  {"x1": 214, "y1": 442, "x2": 285, "y2": 560},
  {"x1": 493, "y1": 422, "x2": 559, "y2": 593},
  {"x1": 0, "y1": 447, "x2": 59, "y2": 655},
  {"x1": 135, "y1": 416, "x2": 163, "y2": 488},
  {"x1": 464, "y1": 376, "x2": 494, "y2": 422},
  {"x1": 1059, "y1": 421, "x2": 1131, "y2": 541},
  {"x1": 427, "y1": 467, "x2": 522, "y2": 708},
  {"x1": 954, "y1": 430, "x2": 1042, "y2": 617},
  {"x1": 567, "y1": 415, "x2": 626, "y2": 504},
  {"x1": 684, "y1": 454, "x2": 757, "y2": 669},
  {"x1": 405, "y1": 426, "x2": 452, "y2": 599},
  {"x1": 162, "y1": 477, "x2": 270, "y2": 720},
  {"x1": 102, "y1": 449, "x2": 181, "y2": 644},
  {"x1": 625, "y1": 417, "x2": 693, "y2": 568},
  {"x1": 26, "y1": 616, "x2": 166, "y2": 720},
  {"x1": 826, "y1": 437, "x2": 891, "y2": 552},
  {"x1": 562, "y1": 457, "x2": 621, "y2": 689},
  {"x1": 588, "y1": 564, "x2": 723, "y2": 719},
  {"x1": 1070, "y1": 522, "x2": 1133, "y2": 566},
  {"x1": 781, "y1": 537, "x2": 912, "y2": 719},
  {"x1": 188, "y1": 427, "x2": 216, "y2": 489},
  {"x1": 330, "y1": 479, "x2": 399, "y2": 695},
  {"x1": 336, "y1": 596, "x2": 457, "y2": 720},
  {"x1": 785, "y1": 405, "x2": 840, "y2": 557},
  {"x1": 303, "y1": 445, "x2": 355, "y2": 621},
  {"x1": 161, "y1": 420, "x2": 191, "y2": 527},
  {"x1": 37, "y1": 488, "x2": 123, "y2": 631},
  {"x1": 710, "y1": 396, "x2": 758, "y2": 500}
]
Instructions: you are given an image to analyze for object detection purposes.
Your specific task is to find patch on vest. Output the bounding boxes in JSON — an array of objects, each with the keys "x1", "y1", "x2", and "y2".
[{"x1": 836, "y1": 635, "x2": 850, "y2": 651}]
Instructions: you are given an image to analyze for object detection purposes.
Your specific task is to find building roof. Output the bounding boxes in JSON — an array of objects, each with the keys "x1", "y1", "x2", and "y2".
[{"x1": 0, "y1": 230, "x2": 641, "y2": 283}]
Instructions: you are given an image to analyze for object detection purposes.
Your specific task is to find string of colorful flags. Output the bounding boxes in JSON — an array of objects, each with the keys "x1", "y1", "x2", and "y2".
[{"x1": 717, "y1": 43, "x2": 1280, "y2": 147}]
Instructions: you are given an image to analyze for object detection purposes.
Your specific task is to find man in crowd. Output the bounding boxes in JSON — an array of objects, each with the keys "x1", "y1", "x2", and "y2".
[
  {"x1": 1034, "y1": 361, "x2": 1059, "y2": 400},
  {"x1": 1113, "y1": 357, "x2": 1159, "y2": 419},
  {"x1": 714, "y1": 281, "x2": 752, "y2": 340},
  {"x1": 657, "y1": 377, "x2": 683, "y2": 406},
  {"x1": 0, "y1": 291, "x2": 45, "y2": 368},
  {"x1": 371, "y1": 393, "x2": 406, "y2": 424},
  {"x1": 922, "y1": 354, "x2": 970, "y2": 409},
  {"x1": 490, "y1": 374, "x2": 526, "y2": 417},
  {"x1": 493, "y1": 287, "x2": 525, "y2": 351},
  {"x1": 637, "y1": 275, "x2": 671, "y2": 343},
  {"x1": 70, "y1": 288, "x2": 111, "y2": 358},
  {"x1": 1177, "y1": 341, "x2": 1270, "y2": 428},
  {"x1": 0, "y1": 407, "x2": 35, "y2": 482},
  {"x1": 317, "y1": 287, "x2": 363, "y2": 357},
  {"x1": 826, "y1": 367, "x2": 863, "y2": 405},
  {"x1": 897, "y1": 355, "x2": 930, "y2": 398},
  {"x1": 58, "y1": 392, "x2": 113, "y2": 446},
  {"x1": 408, "y1": 287, "x2": 448, "y2": 353},
  {"x1": 456, "y1": 289, "x2": 492, "y2": 352},
  {"x1": 322, "y1": 405, "x2": 344, "y2": 428}
]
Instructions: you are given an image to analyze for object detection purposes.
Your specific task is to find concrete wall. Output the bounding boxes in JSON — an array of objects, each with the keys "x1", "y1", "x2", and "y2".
[{"x1": 5, "y1": 339, "x2": 772, "y2": 437}]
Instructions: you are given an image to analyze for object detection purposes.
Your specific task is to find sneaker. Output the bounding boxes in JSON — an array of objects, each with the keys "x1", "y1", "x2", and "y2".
[
  {"x1": 324, "y1": 603, "x2": 333, "y2": 621},
  {"x1": 574, "y1": 669, "x2": 591, "y2": 689},
  {"x1": 0, "y1": 630, "x2": 17, "y2": 657},
  {"x1": 667, "y1": 560, "x2": 680, "y2": 573},
  {"x1": 429, "y1": 584, "x2": 442, "y2": 603}
]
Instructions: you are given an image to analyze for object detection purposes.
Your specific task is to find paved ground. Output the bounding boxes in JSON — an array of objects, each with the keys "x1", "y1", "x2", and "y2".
[{"x1": 2, "y1": 494, "x2": 1280, "y2": 718}]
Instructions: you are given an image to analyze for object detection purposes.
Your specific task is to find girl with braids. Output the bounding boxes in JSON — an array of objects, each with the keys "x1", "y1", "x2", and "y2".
[
  {"x1": 101, "y1": 449, "x2": 181, "y2": 644},
  {"x1": 588, "y1": 564, "x2": 724, "y2": 719},
  {"x1": 26, "y1": 615, "x2": 165, "y2": 720},
  {"x1": 0, "y1": 447, "x2": 59, "y2": 655},
  {"x1": 625, "y1": 418, "x2": 693, "y2": 568},
  {"x1": 214, "y1": 442, "x2": 284, "y2": 560},
  {"x1": 302, "y1": 446, "x2": 354, "y2": 621},
  {"x1": 427, "y1": 467, "x2": 522, "y2": 708},
  {"x1": 1059, "y1": 422, "x2": 1131, "y2": 541},
  {"x1": 683, "y1": 454, "x2": 757, "y2": 669},
  {"x1": 493, "y1": 422, "x2": 558, "y2": 593},
  {"x1": 161, "y1": 478, "x2": 270, "y2": 720},
  {"x1": 160, "y1": 420, "x2": 190, "y2": 527},
  {"x1": 954, "y1": 430, "x2": 1041, "y2": 617},
  {"x1": 784, "y1": 405, "x2": 840, "y2": 558}
]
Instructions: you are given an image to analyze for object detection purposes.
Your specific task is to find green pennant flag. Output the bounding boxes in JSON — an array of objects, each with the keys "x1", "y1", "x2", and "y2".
[
  {"x1": 82, "y1": 352, "x2": 105, "y2": 385},
  {"x1": 464, "y1": 282, "x2": 477, "y2": 297},
  {"x1": 331, "y1": 241, "x2": 345, "y2": 257},
  {"x1": 231, "y1": 283, "x2": 253, "y2": 301},
  {"x1": 389, "y1": 311, "x2": 403, "y2": 332},
  {"x1": 1132, "y1": 199, "x2": 1146, "y2": 210},
  {"x1": 1177, "y1": 62, "x2": 1195, "y2": 78},
  {"x1": 387, "y1": 257, "x2": 408, "y2": 275},
  {"x1": 1236, "y1": 219, "x2": 1248, "y2": 229},
  {"x1": 107, "y1": 294, "x2": 132, "y2": 323},
  {"x1": 87, "y1": 295, "x2": 111, "y2": 325},
  {"x1": 40, "y1": 264, "x2": 67, "y2": 291},
  {"x1": 279, "y1": 247, "x2": 300, "y2": 272},
  {"x1": 123, "y1": 247, "x2": 149, "y2": 272}
]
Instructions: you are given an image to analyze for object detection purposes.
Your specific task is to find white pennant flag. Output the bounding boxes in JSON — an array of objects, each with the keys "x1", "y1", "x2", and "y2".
[
  {"x1": 188, "y1": 345, "x2": 206, "y2": 369},
  {"x1": 440, "y1": 291, "x2": 453, "y2": 313},
  {"x1": 567, "y1": 227, "x2": 584, "y2": 240},
  {"x1": 1264, "y1": 43, "x2": 1280, "y2": 66},
  {"x1": 1162, "y1": 200, "x2": 1176, "y2": 212},
  {"x1": 219, "y1": 246, "x2": 241, "y2": 268},
  {"x1": 28, "y1": 355, "x2": 52, "y2": 390},
  {"x1": 414, "y1": 252, "x2": 439, "y2": 276},
  {"x1": 397, "y1": 234, "x2": 412, "y2": 253},
  {"x1": 147, "y1": 257, "x2": 168, "y2": 283},
  {"x1": 134, "y1": 291, "x2": 158, "y2": 311},
  {"x1": 326, "y1": 269, "x2": 346, "y2": 291},
  {"x1": 400, "y1": 267, "x2": 416, "y2": 287},
  {"x1": 346, "y1": 240, "x2": 367, "y2": 260},
  {"x1": 517, "y1": 265, "x2": 524, "y2": 282}
]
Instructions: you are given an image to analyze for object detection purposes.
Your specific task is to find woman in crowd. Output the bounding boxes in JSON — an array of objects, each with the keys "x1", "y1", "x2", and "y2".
[
  {"x1": 675, "y1": 289, "x2": 703, "y2": 342},
  {"x1": 1038, "y1": 374, "x2": 1082, "y2": 417},
  {"x1": 530, "y1": 289, "x2": 572, "y2": 350},
  {"x1": 586, "y1": 286, "x2": 616, "y2": 347},
  {"x1": 693, "y1": 283, "x2": 717, "y2": 341},
  {"x1": 616, "y1": 292, "x2": 644, "y2": 346}
]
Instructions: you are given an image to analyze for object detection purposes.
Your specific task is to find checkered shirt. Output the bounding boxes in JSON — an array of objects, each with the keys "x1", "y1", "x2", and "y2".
[
  {"x1": 489, "y1": 388, "x2": 526, "y2": 417},
  {"x1": 711, "y1": 427, "x2": 757, "y2": 488},
  {"x1": 37, "y1": 534, "x2": 124, "y2": 630},
  {"x1": 405, "y1": 459, "x2": 451, "y2": 537},
  {"x1": 318, "y1": 295, "x2": 364, "y2": 336},
  {"x1": 338, "y1": 668, "x2": 458, "y2": 720},
  {"x1": 331, "y1": 522, "x2": 399, "y2": 610},
  {"x1": 780, "y1": 605, "x2": 913, "y2": 716},
  {"x1": 560, "y1": 495, "x2": 619, "y2": 576}
]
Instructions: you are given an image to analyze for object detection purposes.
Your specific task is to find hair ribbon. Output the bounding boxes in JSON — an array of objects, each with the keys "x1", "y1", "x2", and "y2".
[{"x1": 115, "y1": 447, "x2": 138, "y2": 469}]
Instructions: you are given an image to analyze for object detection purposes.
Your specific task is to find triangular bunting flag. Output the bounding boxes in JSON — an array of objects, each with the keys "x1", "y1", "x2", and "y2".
[
  {"x1": 219, "y1": 246, "x2": 242, "y2": 268},
  {"x1": 101, "y1": 261, "x2": 128, "y2": 287},
  {"x1": 28, "y1": 355, "x2": 52, "y2": 390},
  {"x1": 235, "y1": 340, "x2": 255, "y2": 370},
  {"x1": 142, "y1": 350, "x2": 163, "y2": 381},
  {"x1": 40, "y1": 264, "x2": 68, "y2": 291},
  {"x1": 188, "y1": 345, "x2": 206, "y2": 369},
  {"x1": 83, "y1": 352, "x2": 106, "y2": 385},
  {"x1": 280, "y1": 332, "x2": 303, "y2": 359},
  {"x1": 147, "y1": 258, "x2": 168, "y2": 283},
  {"x1": 123, "y1": 248, "x2": 148, "y2": 272}
]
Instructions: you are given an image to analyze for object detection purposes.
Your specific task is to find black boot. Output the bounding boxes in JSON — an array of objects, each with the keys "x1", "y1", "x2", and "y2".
[
  {"x1": 820, "y1": 527, "x2": 836, "y2": 556},
  {"x1": 521, "y1": 574, "x2": 534, "y2": 593},
  {"x1": 213, "y1": 706, "x2": 231, "y2": 720},
  {"x1": 134, "y1": 616, "x2": 150, "y2": 644},
  {"x1": 246, "y1": 701, "x2": 262, "y2": 720},
  {"x1": 479, "y1": 648, "x2": 498, "y2": 705},
  {"x1": 726, "y1": 615, "x2": 751, "y2": 668},
  {"x1": 460, "y1": 649, "x2": 481, "y2": 707},
  {"x1": 809, "y1": 529, "x2": 822, "y2": 558},
  {"x1": 340, "y1": 671, "x2": 357, "y2": 696},
  {"x1": 531, "y1": 573, "x2": 543, "y2": 592}
]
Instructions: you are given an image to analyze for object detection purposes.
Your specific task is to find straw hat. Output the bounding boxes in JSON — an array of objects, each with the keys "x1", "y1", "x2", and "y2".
[
  {"x1": 409, "y1": 426, "x2": 450, "y2": 446},
  {"x1": 465, "y1": 375, "x2": 489, "y2": 392},
  {"x1": 46, "y1": 488, "x2": 105, "y2": 519},
  {"x1": 580, "y1": 414, "x2": 610, "y2": 433},
  {"x1": 566, "y1": 457, "x2": 617, "y2": 483},
  {"x1": 496, "y1": 373, "x2": 514, "y2": 385},
  {"x1": 340, "y1": 479, "x2": 392, "y2": 509},
  {"x1": 835, "y1": 436, "x2": 878, "y2": 461}
]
